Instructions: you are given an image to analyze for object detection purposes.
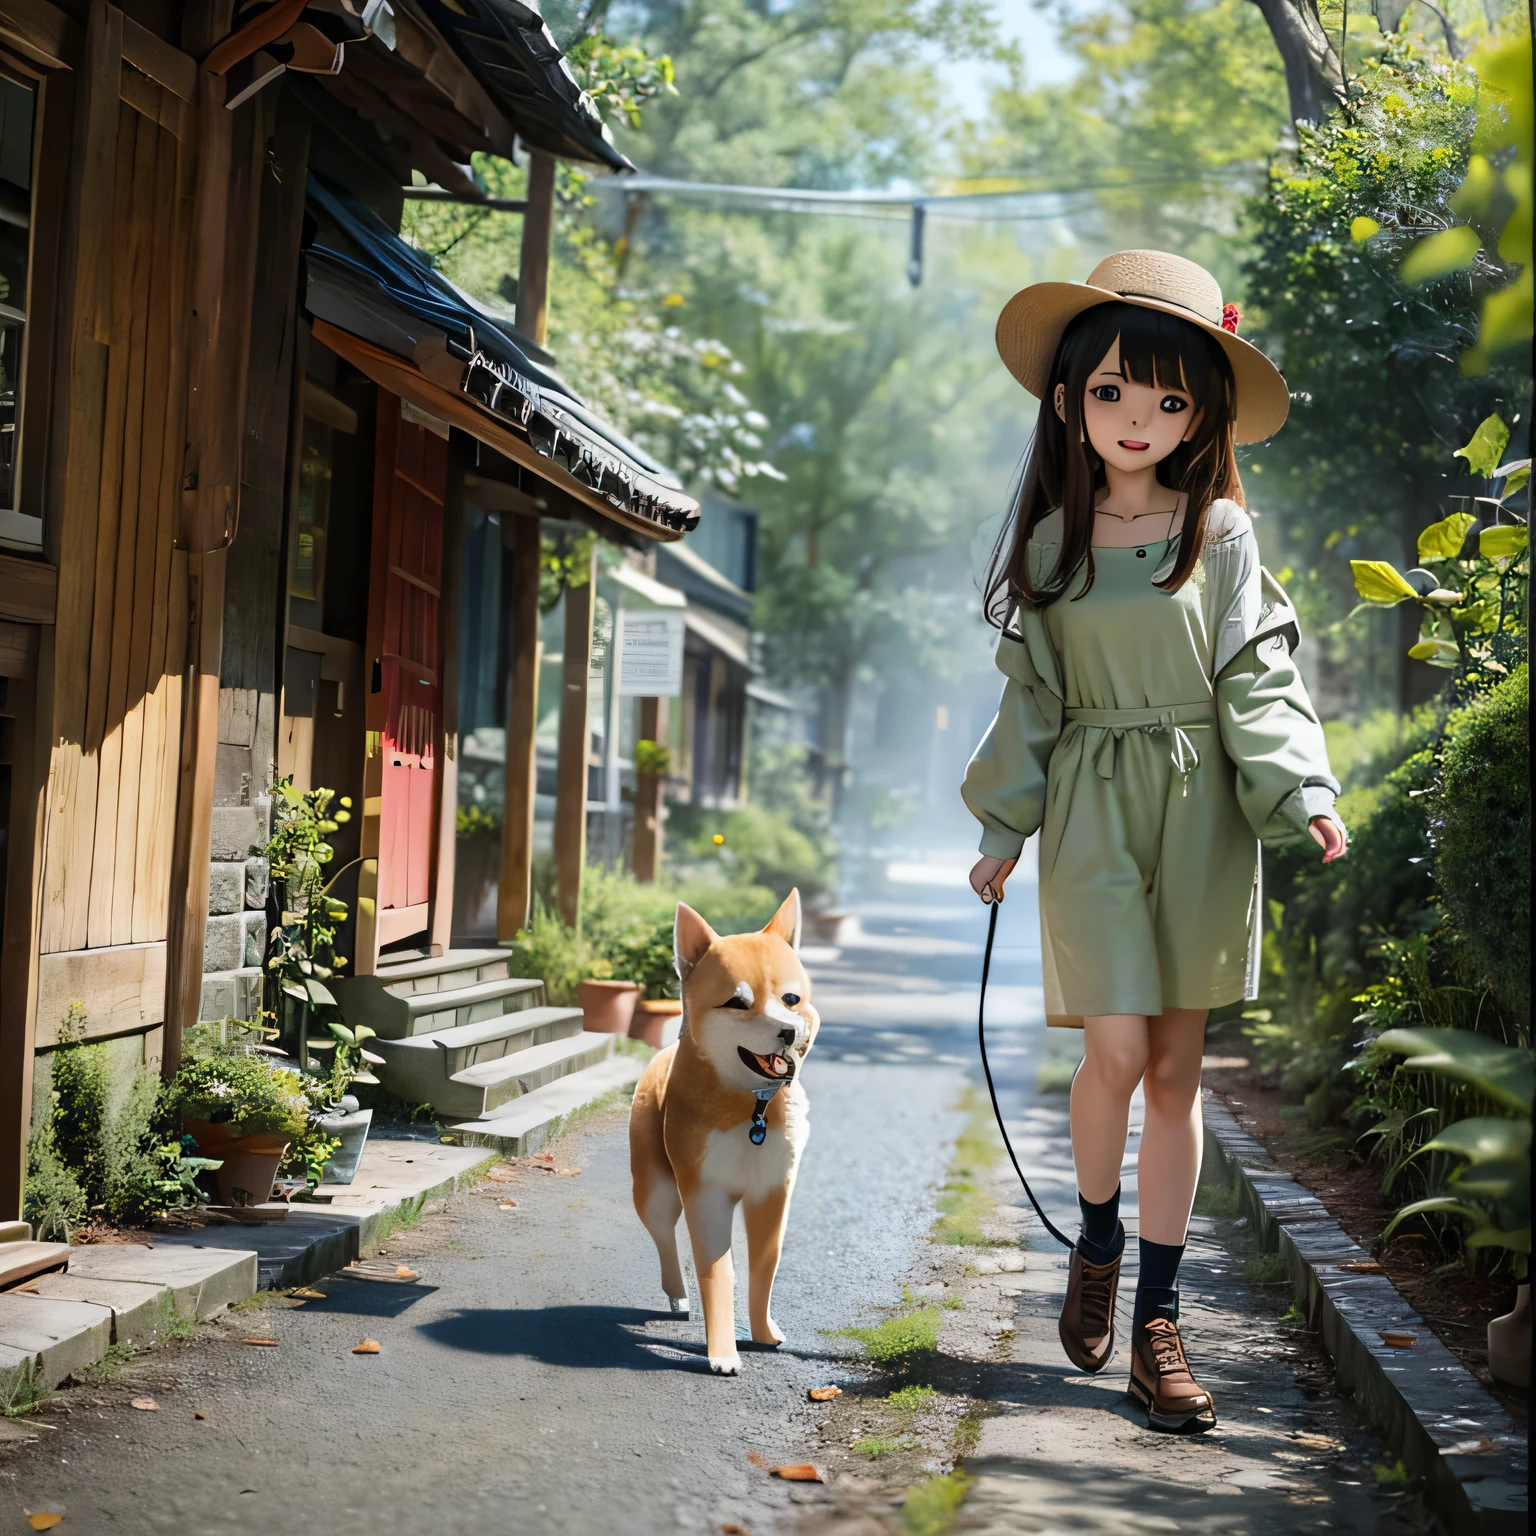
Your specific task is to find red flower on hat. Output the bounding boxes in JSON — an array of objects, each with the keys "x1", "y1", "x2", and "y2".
[{"x1": 1221, "y1": 303, "x2": 1241, "y2": 334}]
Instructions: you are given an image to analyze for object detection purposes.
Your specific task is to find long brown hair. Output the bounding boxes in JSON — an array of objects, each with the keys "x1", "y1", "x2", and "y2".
[{"x1": 984, "y1": 301, "x2": 1244, "y2": 623}]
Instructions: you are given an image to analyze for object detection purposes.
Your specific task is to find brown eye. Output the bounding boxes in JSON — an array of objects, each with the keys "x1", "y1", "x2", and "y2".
[{"x1": 782, "y1": 993, "x2": 801, "y2": 1008}]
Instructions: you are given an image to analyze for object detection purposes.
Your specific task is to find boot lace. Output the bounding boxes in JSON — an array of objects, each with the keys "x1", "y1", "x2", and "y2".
[
  {"x1": 1079, "y1": 1264, "x2": 1115, "y2": 1335},
  {"x1": 1144, "y1": 1316, "x2": 1189, "y2": 1378}
]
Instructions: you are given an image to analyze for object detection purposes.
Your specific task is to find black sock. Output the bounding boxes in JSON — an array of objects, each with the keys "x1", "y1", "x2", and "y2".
[
  {"x1": 1077, "y1": 1186, "x2": 1124, "y2": 1263},
  {"x1": 1134, "y1": 1237, "x2": 1185, "y2": 1328}
]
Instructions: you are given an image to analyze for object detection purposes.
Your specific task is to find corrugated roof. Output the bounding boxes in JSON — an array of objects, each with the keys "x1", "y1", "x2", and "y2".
[
  {"x1": 411, "y1": 0, "x2": 633, "y2": 170},
  {"x1": 304, "y1": 174, "x2": 698, "y2": 538}
]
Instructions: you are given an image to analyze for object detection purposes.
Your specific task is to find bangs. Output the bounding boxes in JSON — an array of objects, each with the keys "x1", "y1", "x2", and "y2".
[{"x1": 1057, "y1": 301, "x2": 1228, "y2": 399}]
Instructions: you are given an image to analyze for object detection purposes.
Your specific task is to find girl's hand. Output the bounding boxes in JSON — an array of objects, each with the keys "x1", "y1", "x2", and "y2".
[
  {"x1": 1308, "y1": 816, "x2": 1347, "y2": 865},
  {"x1": 969, "y1": 856, "x2": 1018, "y2": 904}
]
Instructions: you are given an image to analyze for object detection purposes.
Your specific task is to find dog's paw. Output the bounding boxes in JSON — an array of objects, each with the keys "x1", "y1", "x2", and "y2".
[
  {"x1": 751, "y1": 1321, "x2": 785, "y2": 1347},
  {"x1": 708, "y1": 1354, "x2": 741, "y2": 1376},
  {"x1": 668, "y1": 1296, "x2": 691, "y2": 1318}
]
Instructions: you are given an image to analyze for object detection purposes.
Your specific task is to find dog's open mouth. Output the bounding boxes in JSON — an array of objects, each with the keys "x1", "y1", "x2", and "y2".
[{"x1": 738, "y1": 1046, "x2": 796, "y2": 1081}]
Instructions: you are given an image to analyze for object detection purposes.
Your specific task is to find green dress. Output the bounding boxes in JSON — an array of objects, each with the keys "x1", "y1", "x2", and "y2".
[{"x1": 962, "y1": 501, "x2": 1340, "y2": 1026}]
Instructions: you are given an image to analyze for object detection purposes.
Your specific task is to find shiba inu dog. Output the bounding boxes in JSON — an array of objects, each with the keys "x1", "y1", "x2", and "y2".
[{"x1": 629, "y1": 890, "x2": 818, "y2": 1374}]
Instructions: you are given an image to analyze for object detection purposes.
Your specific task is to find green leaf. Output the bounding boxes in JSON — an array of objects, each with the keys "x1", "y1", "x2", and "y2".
[
  {"x1": 1350, "y1": 561, "x2": 1418, "y2": 605},
  {"x1": 281, "y1": 980, "x2": 309, "y2": 1002},
  {"x1": 1382, "y1": 1195, "x2": 1491, "y2": 1241},
  {"x1": 1454, "y1": 414, "x2": 1512, "y2": 478},
  {"x1": 1374, "y1": 1028, "x2": 1534, "y2": 1112},
  {"x1": 1416, "y1": 512, "x2": 1476, "y2": 561},
  {"x1": 1464, "y1": 1226, "x2": 1532, "y2": 1256},
  {"x1": 1350, "y1": 216, "x2": 1381, "y2": 243},
  {"x1": 326, "y1": 1020, "x2": 356, "y2": 1046},
  {"x1": 1407, "y1": 639, "x2": 1459, "y2": 668},
  {"x1": 1479, "y1": 525, "x2": 1528, "y2": 560},
  {"x1": 1417, "y1": 1117, "x2": 1532, "y2": 1166},
  {"x1": 1448, "y1": 1159, "x2": 1530, "y2": 1203},
  {"x1": 304, "y1": 979, "x2": 337, "y2": 1007},
  {"x1": 1449, "y1": 154, "x2": 1499, "y2": 221},
  {"x1": 1401, "y1": 224, "x2": 1480, "y2": 284},
  {"x1": 353, "y1": 1024, "x2": 377, "y2": 1043},
  {"x1": 1452, "y1": 598, "x2": 1499, "y2": 634}
]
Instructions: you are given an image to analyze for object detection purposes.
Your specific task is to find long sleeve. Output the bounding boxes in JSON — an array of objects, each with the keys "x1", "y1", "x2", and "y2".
[
  {"x1": 962, "y1": 630, "x2": 1063, "y2": 859},
  {"x1": 1216, "y1": 621, "x2": 1342, "y2": 845}
]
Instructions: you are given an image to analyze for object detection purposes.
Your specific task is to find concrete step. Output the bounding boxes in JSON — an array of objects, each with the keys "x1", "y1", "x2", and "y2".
[
  {"x1": 452, "y1": 1031, "x2": 617, "y2": 1118},
  {"x1": 0, "y1": 1241, "x2": 71, "y2": 1292},
  {"x1": 370, "y1": 1006, "x2": 586, "y2": 1111},
  {"x1": 450, "y1": 1053, "x2": 645, "y2": 1156},
  {"x1": 370, "y1": 948, "x2": 511, "y2": 996},
  {"x1": 339, "y1": 971, "x2": 546, "y2": 1039}
]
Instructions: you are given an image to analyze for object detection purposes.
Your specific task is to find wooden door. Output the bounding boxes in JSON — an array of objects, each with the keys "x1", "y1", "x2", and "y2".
[{"x1": 358, "y1": 394, "x2": 446, "y2": 966}]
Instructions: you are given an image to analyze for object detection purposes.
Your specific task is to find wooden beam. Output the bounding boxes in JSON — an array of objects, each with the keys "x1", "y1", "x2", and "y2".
[
  {"x1": 164, "y1": 10, "x2": 262, "y2": 1074},
  {"x1": 0, "y1": 626, "x2": 49, "y2": 1220},
  {"x1": 632, "y1": 696, "x2": 666, "y2": 883},
  {"x1": 0, "y1": 554, "x2": 56, "y2": 624},
  {"x1": 430, "y1": 431, "x2": 470, "y2": 956},
  {"x1": 516, "y1": 151, "x2": 555, "y2": 349},
  {"x1": 497, "y1": 514, "x2": 540, "y2": 942},
  {"x1": 553, "y1": 547, "x2": 595, "y2": 931},
  {"x1": 120, "y1": 13, "x2": 197, "y2": 103},
  {"x1": 0, "y1": 0, "x2": 81, "y2": 71}
]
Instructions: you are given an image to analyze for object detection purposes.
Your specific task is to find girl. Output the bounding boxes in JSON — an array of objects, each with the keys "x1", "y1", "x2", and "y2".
[{"x1": 962, "y1": 251, "x2": 1346, "y2": 1433}]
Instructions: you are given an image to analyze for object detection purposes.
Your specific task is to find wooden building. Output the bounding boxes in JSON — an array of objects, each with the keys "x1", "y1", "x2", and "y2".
[{"x1": 0, "y1": 0, "x2": 698, "y2": 1219}]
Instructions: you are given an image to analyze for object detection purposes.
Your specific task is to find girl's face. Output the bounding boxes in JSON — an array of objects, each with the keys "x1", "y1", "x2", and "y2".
[{"x1": 1054, "y1": 335, "x2": 1202, "y2": 475}]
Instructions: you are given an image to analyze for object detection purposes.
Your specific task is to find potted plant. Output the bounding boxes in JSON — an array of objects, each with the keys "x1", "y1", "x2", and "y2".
[
  {"x1": 577, "y1": 964, "x2": 643, "y2": 1036},
  {"x1": 170, "y1": 1053, "x2": 309, "y2": 1208},
  {"x1": 612, "y1": 919, "x2": 684, "y2": 1049},
  {"x1": 306, "y1": 1021, "x2": 384, "y2": 1186}
]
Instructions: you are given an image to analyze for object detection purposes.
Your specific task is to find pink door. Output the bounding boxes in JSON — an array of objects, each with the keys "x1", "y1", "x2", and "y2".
[{"x1": 363, "y1": 393, "x2": 445, "y2": 954}]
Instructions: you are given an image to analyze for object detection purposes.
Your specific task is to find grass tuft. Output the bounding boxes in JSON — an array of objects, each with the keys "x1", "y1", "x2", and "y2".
[
  {"x1": 854, "y1": 1435, "x2": 906, "y2": 1458},
  {"x1": 828, "y1": 1309, "x2": 943, "y2": 1378},
  {"x1": 902, "y1": 1471, "x2": 972, "y2": 1536},
  {"x1": 1245, "y1": 1251, "x2": 1288, "y2": 1285},
  {"x1": 932, "y1": 1090, "x2": 1016, "y2": 1248}
]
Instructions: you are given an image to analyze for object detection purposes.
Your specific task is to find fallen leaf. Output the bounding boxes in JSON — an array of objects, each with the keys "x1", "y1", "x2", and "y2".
[
  {"x1": 745, "y1": 1450, "x2": 769, "y2": 1470},
  {"x1": 721, "y1": 1526, "x2": 751, "y2": 1535},
  {"x1": 353, "y1": 1339, "x2": 382, "y2": 1355},
  {"x1": 1339, "y1": 1261, "x2": 1384, "y2": 1275},
  {"x1": 1443, "y1": 1436, "x2": 1494, "y2": 1455},
  {"x1": 130, "y1": 1397, "x2": 158, "y2": 1412},
  {"x1": 27, "y1": 1515, "x2": 64, "y2": 1531},
  {"x1": 395, "y1": 1266, "x2": 418, "y2": 1280},
  {"x1": 770, "y1": 1464, "x2": 824, "y2": 1483},
  {"x1": 290, "y1": 1288, "x2": 327, "y2": 1300},
  {"x1": 439, "y1": 1135, "x2": 455, "y2": 1144},
  {"x1": 1379, "y1": 1331, "x2": 1417, "y2": 1348},
  {"x1": 558, "y1": 1169, "x2": 581, "y2": 1177},
  {"x1": 498, "y1": 1202, "x2": 518, "y2": 1211},
  {"x1": 808, "y1": 1386, "x2": 842, "y2": 1402},
  {"x1": 241, "y1": 1338, "x2": 278, "y2": 1347},
  {"x1": 194, "y1": 1411, "x2": 207, "y2": 1421}
]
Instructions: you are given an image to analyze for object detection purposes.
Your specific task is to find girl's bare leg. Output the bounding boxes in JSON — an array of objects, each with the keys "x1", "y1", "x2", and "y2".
[
  {"x1": 1070, "y1": 1015, "x2": 1151, "y2": 1203},
  {"x1": 1138, "y1": 1008, "x2": 1208, "y2": 1245}
]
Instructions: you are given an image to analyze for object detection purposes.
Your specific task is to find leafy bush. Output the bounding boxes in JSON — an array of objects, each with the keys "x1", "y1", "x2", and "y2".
[
  {"x1": 25, "y1": 1008, "x2": 217, "y2": 1230},
  {"x1": 1433, "y1": 665, "x2": 1529, "y2": 1020},
  {"x1": 607, "y1": 918, "x2": 680, "y2": 999}
]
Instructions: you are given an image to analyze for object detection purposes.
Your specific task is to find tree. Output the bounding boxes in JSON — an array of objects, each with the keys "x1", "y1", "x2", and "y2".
[{"x1": 1247, "y1": 0, "x2": 1345, "y2": 122}]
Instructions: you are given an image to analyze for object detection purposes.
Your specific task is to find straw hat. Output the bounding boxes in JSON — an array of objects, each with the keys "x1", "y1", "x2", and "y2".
[{"x1": 995, "y1": 250, "x2": 1290, "y2": 444}]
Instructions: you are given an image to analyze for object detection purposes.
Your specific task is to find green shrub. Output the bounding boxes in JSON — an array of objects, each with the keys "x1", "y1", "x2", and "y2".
[
  {"x1": 27, "y1": 1008, "x2": 218, "y2": 1229},
  {"x1": 1434, "y1": 665, "x2": 1529, "y2": 1022},
  {"x1": 168, "y1": 1053, "x2": 310, "y2": 1140}
]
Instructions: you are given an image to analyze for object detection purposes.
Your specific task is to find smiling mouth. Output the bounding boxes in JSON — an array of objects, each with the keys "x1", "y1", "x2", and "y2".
[
  {"x1": 1118, "y1": 439, "x2": 1150, "y2": 450},
  {"x1": 738, "y1": 1046, "x2": 795, "y2": 1081}
]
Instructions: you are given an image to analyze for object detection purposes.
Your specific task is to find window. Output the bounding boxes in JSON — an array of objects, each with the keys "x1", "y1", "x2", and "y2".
[
  {"x1": 290, "y1": 417, "x2": 334, "y2": 628},
  {"x1": 0, "y1": 69, "x2": 35, "y2": 535}
]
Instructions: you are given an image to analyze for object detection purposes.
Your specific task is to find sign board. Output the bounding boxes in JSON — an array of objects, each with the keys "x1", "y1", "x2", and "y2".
[{"x1": 618, "y1": 610, "x2": 685, "y2": 697}]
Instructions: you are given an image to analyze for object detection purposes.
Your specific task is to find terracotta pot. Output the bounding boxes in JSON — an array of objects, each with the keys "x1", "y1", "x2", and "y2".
[
  {"x1": 807, "y1": 910, "x2": 850, "y2": 945},
  {"x1": 579, "y1": 979, "x2": 642, "y2": 1035},
  {"x1": 1488, "y1": 1281, "x2": 1531, "y2": 1387},
  {"x1": 630, "y1": 998, "x2": 684, "y2": 1050},
  {"x1": 184, "y1": 1118, "x2": 292, "y2": 1208}
]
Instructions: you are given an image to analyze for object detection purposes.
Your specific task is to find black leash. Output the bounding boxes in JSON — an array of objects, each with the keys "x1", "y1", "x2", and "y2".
[{"x1": 977, "y1": 897, "x2": 1076, "y2": 1249}]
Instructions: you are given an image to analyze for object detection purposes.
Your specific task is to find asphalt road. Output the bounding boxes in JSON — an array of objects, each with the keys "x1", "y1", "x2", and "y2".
[{"x1": 2, "y1": 877, "x2": 986, "y2": 1536}]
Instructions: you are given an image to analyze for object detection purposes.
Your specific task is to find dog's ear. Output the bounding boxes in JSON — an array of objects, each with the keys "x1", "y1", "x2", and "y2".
[
  {"x1": 674, "y1": 902, "x2": 719, "y2": 982},
  {"x1": 763, "y1": 888, "x2": 802, "y2": 951}
]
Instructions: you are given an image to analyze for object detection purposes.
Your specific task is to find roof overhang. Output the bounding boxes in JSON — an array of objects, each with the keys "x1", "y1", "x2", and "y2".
[
  {"x1": 313, "y1": 319, "x2": 697, "y2": 542},
  {"x1": 683, "y1": 607, "x2": 751, "y2": 669}
]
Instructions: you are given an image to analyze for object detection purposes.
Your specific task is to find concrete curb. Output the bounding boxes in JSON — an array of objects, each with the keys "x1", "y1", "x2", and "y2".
[{"x1": 1202, "y1": 1089, "x2": 1528, "y2": 1536}]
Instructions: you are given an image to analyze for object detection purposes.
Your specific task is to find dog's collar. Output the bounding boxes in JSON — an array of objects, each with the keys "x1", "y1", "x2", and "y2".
[{"x1": 749, "y1": 1084, "x2": 781, "y2": 1146}]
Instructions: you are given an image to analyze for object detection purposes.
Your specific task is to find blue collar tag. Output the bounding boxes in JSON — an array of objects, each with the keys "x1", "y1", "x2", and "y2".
[{"x1": 749, "y1": 1084, "x2": 780, "y2": 1145}]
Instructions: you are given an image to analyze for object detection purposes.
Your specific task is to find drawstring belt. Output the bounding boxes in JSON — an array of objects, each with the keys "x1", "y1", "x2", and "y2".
[{"x1": 1063, "y1": 701, "x2": 1216, "y2": 792}]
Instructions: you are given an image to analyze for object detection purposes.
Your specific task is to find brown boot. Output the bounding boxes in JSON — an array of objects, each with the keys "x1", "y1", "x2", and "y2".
[
  {"x1": 1128, "y1": 1315, "x2": 1217, "y2": 1432},
  {"x1": 1058, "y1": 1243, "x2": 1122, "y2": 1373}
]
